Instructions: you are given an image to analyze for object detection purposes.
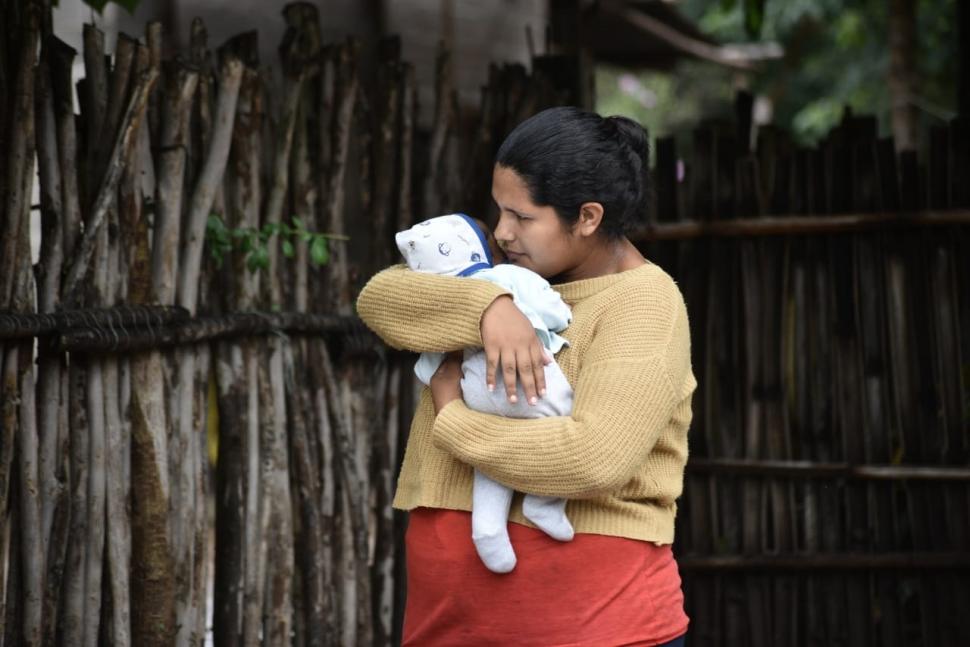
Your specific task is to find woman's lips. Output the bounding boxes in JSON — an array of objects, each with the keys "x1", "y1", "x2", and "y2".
[{"x1": 504, "y1": 250, "x2": 524, "y2": 259}]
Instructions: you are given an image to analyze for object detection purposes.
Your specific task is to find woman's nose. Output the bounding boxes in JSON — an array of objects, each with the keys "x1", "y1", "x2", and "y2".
[{"x1": 493, "y1": 213, "x2": 513, "y2": 244}]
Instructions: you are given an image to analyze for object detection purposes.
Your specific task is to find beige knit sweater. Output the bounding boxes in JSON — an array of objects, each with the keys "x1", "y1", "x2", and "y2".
[{"x1": 355, "y1": 262, "x2": 695, "y2": 544}]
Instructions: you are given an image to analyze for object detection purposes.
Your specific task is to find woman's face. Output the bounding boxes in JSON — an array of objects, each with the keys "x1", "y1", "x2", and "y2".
[{"x1": 491, "y1": 165, "x2": 587, "y2": 279}]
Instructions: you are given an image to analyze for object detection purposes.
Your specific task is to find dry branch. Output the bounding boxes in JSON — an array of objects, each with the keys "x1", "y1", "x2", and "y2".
[
  {"x1": 81, "y1": 358, "x2": 106, "y2": 647},
  {"x1": 176, "y1": 54, "x2": 243, "y2": 313},
  {"x1": 0, "y1": 3, "x2": 39, "y2": 308},
  {"x1": 422, "y1": 42, "x2": 453, "y2": 218},
  {"x1": 61, "y1": 66, "x2": 160, "y2": 306},
  {"x1": 318, "y1": 344, "x2": 373, "y2": 646},
  {"x1": 34, "y1": 41, "x2": 65, "y2": 560},
  {"x1": 323, "y1": 39, "x2": 359, "y2": 316},
  {"x1": 48, "y1": 36, "x2": 82, "y2": 261},
  {"x1": 61, "y1": 360, "x2": 90, "y2": 644},
  {"x1": 396, "y1": 63, "x2": 416, "y2": 232},
  {"x1": 80, "y1": 23, "x2": 108, "y2": 204},
  {"x1": 151, "y1": 62, "x2": 199, "y2": 305}
]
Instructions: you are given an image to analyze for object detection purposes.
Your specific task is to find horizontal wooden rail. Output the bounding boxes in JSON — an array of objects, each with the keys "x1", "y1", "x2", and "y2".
[
  {"x1": 677, "y1": 552, "x2": 970, "y2": 571},
  {"x1": 631, "y1": 209, "x2": 970, "y2": 241},
  {"x1": 58, "y1": 311, "x2": 372, "y2": 353},
  {"x1": 0, "y1": 307, "x2": 374, "y2": 352},
  {"x1": 0, "y1": 304, "x2": 190, "y2": 339},
  {"x1": 687, "y1": 458, "x2": 970, "y2": 482}
]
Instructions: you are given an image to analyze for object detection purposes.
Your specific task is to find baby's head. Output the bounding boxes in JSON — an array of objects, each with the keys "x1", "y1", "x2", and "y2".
[
  {"x1": 470, "y1": 217, "x2": 506, "y2": 264},
  {"x1": 396, "y1": 213, "x2": 505, "y2": 275}
]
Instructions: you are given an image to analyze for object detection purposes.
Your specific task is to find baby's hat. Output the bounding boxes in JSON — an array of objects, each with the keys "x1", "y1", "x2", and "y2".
[{"x1": 395, "y1": 213, "x2": 494, "y2": 276}]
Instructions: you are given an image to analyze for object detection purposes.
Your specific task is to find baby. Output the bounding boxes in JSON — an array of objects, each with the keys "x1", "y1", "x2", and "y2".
[{"x1": 396, "y1": 213, "x2": 575, "y2": 573}]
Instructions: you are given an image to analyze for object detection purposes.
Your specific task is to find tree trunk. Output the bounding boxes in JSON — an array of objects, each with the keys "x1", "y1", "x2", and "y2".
[{"x1": 889, "y1": 0, "x2": 918, "y2": 151}]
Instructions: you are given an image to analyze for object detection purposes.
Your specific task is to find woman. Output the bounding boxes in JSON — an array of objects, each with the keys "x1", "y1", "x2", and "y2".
[{"x1": 356, "y1": 106, "x2": 695, "y2": 646}]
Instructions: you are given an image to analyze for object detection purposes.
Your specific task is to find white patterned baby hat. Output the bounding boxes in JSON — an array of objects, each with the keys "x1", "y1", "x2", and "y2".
[{"x1": 395, "y1": 213, "x2": 494, "y2": 276}]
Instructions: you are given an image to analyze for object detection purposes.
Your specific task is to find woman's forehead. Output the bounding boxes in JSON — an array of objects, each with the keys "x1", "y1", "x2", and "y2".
[{"x1": 491, "y1": 165, "x2": 535, "y2": 207}]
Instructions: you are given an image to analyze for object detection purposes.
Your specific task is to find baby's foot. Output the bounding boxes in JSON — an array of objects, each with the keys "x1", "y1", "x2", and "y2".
[
  {"x1": 472, "y1": 527, "x2": 517, "y2": 573},
  {"x1": 522, "y1": 495, "x2": 574, "y2": 542}
]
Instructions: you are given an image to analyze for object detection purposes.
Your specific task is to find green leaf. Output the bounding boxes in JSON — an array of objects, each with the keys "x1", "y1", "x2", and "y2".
[
  {"x1": 310, "y1": 236, "x2": 330, "y2": 266},
  {"x1": 247, "y1": 246, "x2": 269, "y2": 273},
  {"x1": 743, "y1": 0, "x2": 765, "y2": 39},
  {"x1": 282, "y1": 240, "x2": 295, "y2": 258},
  {"x1": 205, "y1": 214, "x2": 233, "y2": 267},
  {"x1": 291, "y1": 217, "x2": 304, "y2": 229}
]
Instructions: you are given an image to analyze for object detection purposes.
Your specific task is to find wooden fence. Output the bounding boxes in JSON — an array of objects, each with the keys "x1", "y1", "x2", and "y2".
[
  {"x1": 2, "y1": 0, "x2": 968, "y2": 646},
  {"x1": 639, "y1": 99, "x2": 970, "y2": 646}
]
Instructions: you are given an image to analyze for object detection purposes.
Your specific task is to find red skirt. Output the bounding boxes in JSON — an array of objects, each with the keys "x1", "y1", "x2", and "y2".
[{"x1": 402, "y1": 508, "x2": 689, "y2": 647}]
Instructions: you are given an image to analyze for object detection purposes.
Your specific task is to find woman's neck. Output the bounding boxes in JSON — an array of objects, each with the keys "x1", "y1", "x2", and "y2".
[{"x1": 553, "y1": 238, "x2": 646, "y2": 283}]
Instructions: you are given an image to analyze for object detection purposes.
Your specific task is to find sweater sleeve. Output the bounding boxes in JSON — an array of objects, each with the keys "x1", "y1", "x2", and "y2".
[
  {"x1": 431, "y1": 283, "x2": 692, "y2": 499},
  {"x1": 355, "y1": 264, "x2": 511, "y2": 353}
]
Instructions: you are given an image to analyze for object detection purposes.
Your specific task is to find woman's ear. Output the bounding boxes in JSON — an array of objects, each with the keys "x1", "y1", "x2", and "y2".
[{"x1": 576, "y1": 202, "x2": 605, "y2": 237}]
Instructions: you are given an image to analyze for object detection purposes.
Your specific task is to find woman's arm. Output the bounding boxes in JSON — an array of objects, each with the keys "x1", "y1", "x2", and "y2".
[
  {"x1": 431, "y1": 288, "x2": 693, "y2": 499},
  {"x1": 357, "y1": 265, "x2": 552, "y2": 402},
  {"x1": 356, "y1": 265, "x2": 509, "y2": 352}
]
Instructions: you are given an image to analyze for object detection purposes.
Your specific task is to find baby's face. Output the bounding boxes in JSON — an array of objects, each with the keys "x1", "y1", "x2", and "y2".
[{"x1": 473, "y1": 218, "x2": 506, "y2": 264}]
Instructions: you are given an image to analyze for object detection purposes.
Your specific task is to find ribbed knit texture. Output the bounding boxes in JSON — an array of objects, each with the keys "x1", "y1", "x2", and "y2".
[{"x1": 355, "y1": 262, "x2": 695, "y2": 544}]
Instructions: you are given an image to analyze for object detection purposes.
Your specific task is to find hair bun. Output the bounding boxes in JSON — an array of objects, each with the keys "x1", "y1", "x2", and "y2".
[{"x1": 606, "y1": 115, "x2": 650, "y2": 170}]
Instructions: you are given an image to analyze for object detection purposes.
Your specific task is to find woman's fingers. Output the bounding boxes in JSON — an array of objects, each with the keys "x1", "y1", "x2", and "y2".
[
  {"x1": 515, "y1": 348, "x2": 540, "y2": 405},
  {"x1": 485, "y1": 347, "x2": 500, "y2": 392},
  {"x1": 530, "y1": 344, "x2": 547, "y2": 396},
  {"x1": 480, "y1": 295, "x2": 554, "y2": 404},
  {"x1": 502, "y1": 353, "x2": 519, "y2": 403}
]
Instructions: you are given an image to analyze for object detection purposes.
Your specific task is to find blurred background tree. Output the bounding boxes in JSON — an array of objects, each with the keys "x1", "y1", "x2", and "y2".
[{"x1": 596, "y1": 0, "x2": 958, "y2": 150}]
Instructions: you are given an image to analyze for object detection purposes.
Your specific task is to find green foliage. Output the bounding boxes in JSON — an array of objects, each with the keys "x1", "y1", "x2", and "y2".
[
  {"x1": 596, "y1": 62, "x2": 735, "y2": 151},
  {"x1": 205, "y1": 214, "x2": 347, "y2": 274},
  {"x1": 714, "y1": 0, "x2": 767, "y2": 39},
  {"x1": 597, "y1": 0, "x2": 958, "y2": 147},
  {"x1": 743, "y1": 0, "x2": 766, "y2": 39}
]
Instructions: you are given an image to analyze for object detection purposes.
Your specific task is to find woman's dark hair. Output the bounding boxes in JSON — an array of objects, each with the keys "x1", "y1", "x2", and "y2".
[{"x1": 495, "y1": 106, "x2": 650, "y2": 240}]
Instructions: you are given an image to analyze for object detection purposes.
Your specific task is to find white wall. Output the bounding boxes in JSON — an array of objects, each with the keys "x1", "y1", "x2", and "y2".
[{"x1": 386, "y1": 0, "x2": 547, "y2": 127}]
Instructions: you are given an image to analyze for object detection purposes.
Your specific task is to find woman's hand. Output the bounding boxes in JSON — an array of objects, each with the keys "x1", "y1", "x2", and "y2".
[
  {"x1": 430, "y1": 351, "x2": 464, "y2": 414},
  {"x1": 481, "y1": 295, "x2": 551, "y2": 405}
]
